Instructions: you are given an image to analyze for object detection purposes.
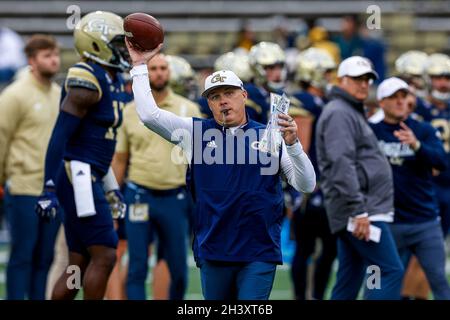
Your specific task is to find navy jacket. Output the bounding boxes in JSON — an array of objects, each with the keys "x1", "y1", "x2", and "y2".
[
  {"x1": 371, "y1": 117, "x2": 447, "y2": 223},
  {"x1": 187, "y1": 117, "x2": 284, "y2": 263}
]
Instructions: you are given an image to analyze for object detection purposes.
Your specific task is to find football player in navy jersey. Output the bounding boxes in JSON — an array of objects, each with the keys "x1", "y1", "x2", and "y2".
[
  {"x1": 290, "y1": 48, "x2": 337, "y2": 300},
  {"x1": 416, "y1": 53, "x2": 450, "y2": 236},
  {"x1": 35, "y1": 11, "x2": 129, "y2": 300},
  {"x1": 246, "y1": 41, "x2": 287, "y2": 124}
]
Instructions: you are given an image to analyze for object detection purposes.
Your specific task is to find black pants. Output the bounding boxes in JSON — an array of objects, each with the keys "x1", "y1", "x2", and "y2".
[{"x1": 291, "y1": 195, "x2": 337, "y2": 300}]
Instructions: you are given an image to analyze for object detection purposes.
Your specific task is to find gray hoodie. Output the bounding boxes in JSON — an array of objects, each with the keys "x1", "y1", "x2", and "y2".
[{"x1": 315, "y1": 86, "x2": 394, "y2": 234}]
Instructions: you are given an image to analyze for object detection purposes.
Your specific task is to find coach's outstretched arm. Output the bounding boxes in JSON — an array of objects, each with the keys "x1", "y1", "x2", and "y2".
[{"x1": 127, "y1": 40, "x2": 192, "y2": 145}]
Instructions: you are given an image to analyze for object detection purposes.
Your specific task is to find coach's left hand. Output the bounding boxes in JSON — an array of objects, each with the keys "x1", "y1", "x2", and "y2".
[{"x1": 278, "y1": 113, "x2": 298, "y2": 146}]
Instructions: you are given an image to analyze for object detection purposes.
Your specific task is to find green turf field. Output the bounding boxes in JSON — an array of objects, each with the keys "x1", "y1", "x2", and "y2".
[
  {"x1": 0, "y1": 241, "x2": 312, "y2": 300},
  {"x1": 0, "y1": 235, "x2": 449, "y2": 300}
]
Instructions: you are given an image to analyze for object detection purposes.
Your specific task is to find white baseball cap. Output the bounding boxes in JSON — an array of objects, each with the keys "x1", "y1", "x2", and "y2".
[
  {"x1": 202, "y1": 70, "x2": 244, "y2": 98},
  {"x1": 377, "y1": 77, "x2": 409, "y2": 100},
  {"x1": 337, "y1": 56, "x2": 379, "y2": 80}
]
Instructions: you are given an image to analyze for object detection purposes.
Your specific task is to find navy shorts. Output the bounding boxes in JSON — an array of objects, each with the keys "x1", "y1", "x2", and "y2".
[{"x1": 56, "y1": 162, "x2": 118, "y2": 256}]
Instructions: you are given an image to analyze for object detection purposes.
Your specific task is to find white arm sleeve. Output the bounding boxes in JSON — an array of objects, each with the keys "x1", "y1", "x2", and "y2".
[
  {"x1": 102, "y1": 166, "x2": 120, "y2": 192},
  {"x1": 130, "y1": 64, "x2": 193, "y2": 156},
  {"x1": 280, "y1": 141, "x2": 316, "y2": 193}
]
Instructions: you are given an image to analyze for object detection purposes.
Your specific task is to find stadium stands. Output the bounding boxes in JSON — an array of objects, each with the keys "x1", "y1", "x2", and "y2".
[{"x1": 0, "y1": 0, "x2": 449, "y2": 72}]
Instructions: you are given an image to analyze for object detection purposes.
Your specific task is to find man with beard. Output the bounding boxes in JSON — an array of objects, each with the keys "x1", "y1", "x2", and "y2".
[
  {"x1": 0, "y1": 34, "x2": 61, "y2": 299},
  {"x1": 113, "y1": 53, "x2": 201, "y2": 299}
]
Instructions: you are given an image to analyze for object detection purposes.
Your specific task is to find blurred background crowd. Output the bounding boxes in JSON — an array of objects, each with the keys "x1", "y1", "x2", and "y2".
[{"x1": 0, "y1": 0, "x2": 449, "y2": 300}]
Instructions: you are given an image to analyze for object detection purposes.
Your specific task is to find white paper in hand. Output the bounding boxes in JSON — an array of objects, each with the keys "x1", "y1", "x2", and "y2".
[
  {"x1": 346, "y1": 218, "x2": 381, "y2": 243},
  {"x1": 259, "y1": 93, "x2": 290, "y2": 156}
]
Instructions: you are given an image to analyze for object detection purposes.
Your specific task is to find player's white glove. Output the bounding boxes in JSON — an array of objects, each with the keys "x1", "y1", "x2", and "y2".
[{"x1": 106, "y1": 189, "x2": 126, "y2": 219}]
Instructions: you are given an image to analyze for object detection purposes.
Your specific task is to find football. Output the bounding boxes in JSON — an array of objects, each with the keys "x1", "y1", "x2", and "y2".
[{"x1": 123, "y1": 13, "x2": 164, "y2": 51}]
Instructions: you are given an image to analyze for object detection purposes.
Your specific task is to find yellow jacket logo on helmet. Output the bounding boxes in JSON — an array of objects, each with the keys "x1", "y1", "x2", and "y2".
[{"x1": 87, "y1": 19, "x2": 118, "y2": 36}]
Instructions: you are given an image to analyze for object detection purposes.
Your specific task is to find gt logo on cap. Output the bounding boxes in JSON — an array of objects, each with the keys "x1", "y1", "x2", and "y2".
[
  {"x1": 356, "y1": 59, "x2": 370, "y2": 67},
  {"x1": 211, "y1": 74, "x2": 227, "y2": 83},
  {"x1": 201, "y1": 70, "x2": 244, "y2": 97}
]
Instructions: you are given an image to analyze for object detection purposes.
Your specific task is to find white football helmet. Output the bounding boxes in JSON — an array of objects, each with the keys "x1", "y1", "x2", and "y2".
[
  {"x1": 248, "y1": 41, "x2": 286, "y2": 91},
  {"x1": 165, "y1": 55, "x2": 197, "y2": 99},
  {"x1": 426, "y1": 53, "x2": 450, "y2": 102},
  {"x1": 295, "y1": 48, "x2": 336, "y2": 90},
  {"x1": 214, "y1": 51, "x2": 253, "y2": 83},
  {"x1": 395, "y1": 50, "x2": 429, "y2": 76},
  {"x1": 395, "y1": 50, "x2": 429, "y2": 97}
]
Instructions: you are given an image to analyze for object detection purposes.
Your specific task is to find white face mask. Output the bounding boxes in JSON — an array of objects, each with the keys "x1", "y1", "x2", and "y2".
[
  {"x1": 414, "y1": 88, "x2": 428, "y2": 99},
  {"x1": 267, "y1": 80, "x2": 285, "y2": 91},
  {"x1": 431, "y1": 89, "x2": 450, "y2": 102},
  {"x1": 266, "y1": 67, "x2": 287, "y2": 92}
]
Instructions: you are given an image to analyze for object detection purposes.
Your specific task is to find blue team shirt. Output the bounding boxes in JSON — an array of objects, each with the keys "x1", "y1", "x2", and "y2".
[
  {"x1": 187, "y1": 117, "x2": 284, "y2": 263},
  {"x1": 414, "y1": 99, "x2": 450, "y2": 187},
  {"x1": 61, "y1": 61, "x2": 126, "y2": 176},
  {"x1": 370, "y1": 117, "x2": 447, "y2": 223},
  {"x1": 416, "y1": 102, "x2": 450, "y2": 188},
  {"x1": 243, "y1": 83, "x2": 272, "y2": 124},
  {"x1": 412, "y1": 96, "x2": 431, "y2": 121}
]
